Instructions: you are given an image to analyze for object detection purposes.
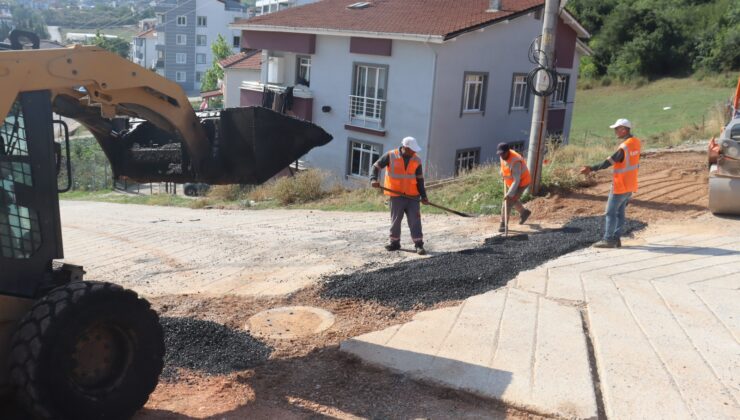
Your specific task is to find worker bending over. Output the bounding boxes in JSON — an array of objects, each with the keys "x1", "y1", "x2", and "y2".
[
  {"x1": 371, "y1": 136, "x2": 429, "y2": 255},
  {"x1": 580, "y1": 118, "x2": 641, "y2": 248},
  {"x1": 498, "y1": 143, "x2": 532, "y2": 233}
]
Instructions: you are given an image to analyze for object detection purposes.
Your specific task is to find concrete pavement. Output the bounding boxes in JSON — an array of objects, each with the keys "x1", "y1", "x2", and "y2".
[{"x1": 341, "y1": 217, "x2": 740, "y2": 419}]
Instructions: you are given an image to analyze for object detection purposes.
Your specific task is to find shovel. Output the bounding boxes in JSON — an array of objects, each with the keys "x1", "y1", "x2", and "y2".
[{"x1": 376, "y1": 186, "x2": 473, "y2": 218}]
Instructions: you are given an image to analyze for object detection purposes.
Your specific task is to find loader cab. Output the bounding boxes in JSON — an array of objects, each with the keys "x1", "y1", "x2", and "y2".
[{"x1": 1, "y1": 91, "x2": 67, "y2": 298}]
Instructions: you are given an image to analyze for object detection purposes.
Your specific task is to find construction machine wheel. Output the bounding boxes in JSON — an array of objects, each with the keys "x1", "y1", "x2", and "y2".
[{"x1": 8, "y1": 281, "x2": 164, "y2": 420}]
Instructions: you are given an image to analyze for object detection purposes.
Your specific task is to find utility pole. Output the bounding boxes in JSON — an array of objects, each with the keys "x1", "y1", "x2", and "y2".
[{"x1": 526, "y1": 0, "x2": 560, "y2": 195}]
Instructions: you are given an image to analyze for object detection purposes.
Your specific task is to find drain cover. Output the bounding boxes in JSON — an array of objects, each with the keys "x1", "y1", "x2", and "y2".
[{"x1": 246, "y1": 306, "x2": 335, "y2": 339}]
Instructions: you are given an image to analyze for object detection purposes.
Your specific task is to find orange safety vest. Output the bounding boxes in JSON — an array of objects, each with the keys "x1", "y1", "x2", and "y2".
[
  {"x1": 383, "y1": 149, "x2": 421, "y2": 197},
  {"x1": 612, "y1": 137, "x2": 641, "y2": 194},
  {"x1": 500, "y1": 150, "x2": 531, "y2": 188}
]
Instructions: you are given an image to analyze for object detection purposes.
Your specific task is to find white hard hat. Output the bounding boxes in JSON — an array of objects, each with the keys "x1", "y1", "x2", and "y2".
[
  {"x1": 609, "y1": 118, "x2": 632, "y2": 129},
  {"x1": 402, "y1": 136, "x2": 422, "y2": 152}
]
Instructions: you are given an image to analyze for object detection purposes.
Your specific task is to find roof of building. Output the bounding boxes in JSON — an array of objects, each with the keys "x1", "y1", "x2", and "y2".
[
  {"x1": 135, "y1": 28, "x2": 157, "y2": 39},
  {"x1": 232, "y1": 0, "x2": 578, "y2": 42},
  {"x1": 219, "y1": 50, "x2": 262, "y2": 70}
]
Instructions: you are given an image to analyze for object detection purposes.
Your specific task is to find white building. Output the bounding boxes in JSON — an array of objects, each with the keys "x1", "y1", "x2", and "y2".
[
  {"x1": 131, "y1": 28, "x2": 157, "y2": 70},
  {"x1": 254, "y1": 0, "x2": 318, "y2": 16},
  {"x1": 232, "y1": 0, "x2": 591, "y2": 181},
  {"x1": 219, "y1": 50, "x2": 262, "y2": 108}
]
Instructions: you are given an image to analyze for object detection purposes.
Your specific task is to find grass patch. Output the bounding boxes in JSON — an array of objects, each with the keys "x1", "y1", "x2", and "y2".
[
  {"x1": 571, "y1": 77, "x2": 732, "y2": 147},
  {"x1": 61, "y1": 190, "x2": 205, "y2": 208}
]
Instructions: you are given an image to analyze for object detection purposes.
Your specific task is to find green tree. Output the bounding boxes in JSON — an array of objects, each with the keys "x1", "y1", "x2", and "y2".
[
  {"x1": 89, "y1": 31, "x2": 130, "y2": 59},
  {"x1": 6, "y1": 5, "x2": 49, "y2": 39},
  {"x1": 201, "y1": 34, "x2": 233, "y2": 93}
]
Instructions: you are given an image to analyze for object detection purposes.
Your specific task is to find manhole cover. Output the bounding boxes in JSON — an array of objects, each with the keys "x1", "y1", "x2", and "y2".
[{"x1": 246, "y1": 306, "x2": 335, "y2": 339}]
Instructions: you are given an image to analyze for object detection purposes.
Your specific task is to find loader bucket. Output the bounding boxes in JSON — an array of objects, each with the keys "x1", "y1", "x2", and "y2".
[
  {"x1": 112, "y1": 106, "x2": 332, "y2": 184},
  {"x1": 215, "y1": 106, "x2": 333, "y2": 184}
]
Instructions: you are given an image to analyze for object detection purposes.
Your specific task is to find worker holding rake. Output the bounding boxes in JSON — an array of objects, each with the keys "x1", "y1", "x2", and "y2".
[
  {"x1": 371, "y1": 136, "x2": 429, "y2": 255},
  {"x1": 498, "y1": 143, "x2": 532, "y2": 233}
]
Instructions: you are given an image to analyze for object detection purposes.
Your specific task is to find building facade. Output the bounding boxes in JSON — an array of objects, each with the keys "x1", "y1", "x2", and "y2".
[
  {"x1": 232, "y1": 0, "x2": 590, "y2": 181},
  {"x1": 131, "y1": 28, "x2": 157, "y2": 70},
  {"x1": 154, "y1": 0, "x2": 246, "y2": 95}
]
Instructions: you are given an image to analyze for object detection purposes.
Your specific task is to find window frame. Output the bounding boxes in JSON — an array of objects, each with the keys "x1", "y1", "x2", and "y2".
[
  {"x1": 196, "y1": 53, "x2": 207, "y2": 64},
  {"x1": 175, "y1": 71, "x2": 186, "y2": 82},
  {"x1": 551, "y1": 74, "x2": 570, "y2": 107},
  {"x1": 349, "y1": 62, "x2": 389, "y2": 129},
  {"x1": 232, "y1": 36, "x2": 240, "y2": 48},
  {"x1": 509, "y1": 73, "x2": 530, "y2": 112},
  {"x1": 346, "y1": 138, "x2": 383, "y2": 178},
  {"x1": 296, "y1": 55, "x2": 311, "y2": 86},
  {"x1": 175, "y1": 53, "x2": 187, "y2": 64},
  {"x1": 176, "y1": 34, "x2": 187, "y2": 45},
  {"x1": 196, "y1": 34, "x2": 207, "y2": 47},
  {"x1": 460, "y1": 71, "x2": 488, "y2": 116},
  {"x1": 196, "y1": 15, "x2": 207, "y2": 27},
  {"x1": 195, "y1": 71, "x2": 203, "y2": 83},
  {"x1": 454, "y1": 147, "x2": 481, "y2": 176},
  {"x1": 176, "y1": 15, "x2": 187, "y2": 26}
]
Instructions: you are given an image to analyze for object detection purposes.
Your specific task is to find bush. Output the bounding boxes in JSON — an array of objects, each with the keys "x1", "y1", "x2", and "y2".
[
  {"x1": 272, "y1": 170, "x2": 327, "y2": 205},
  {"x1": 208, "y1": 185, "x2": 249, "y2": 201}
]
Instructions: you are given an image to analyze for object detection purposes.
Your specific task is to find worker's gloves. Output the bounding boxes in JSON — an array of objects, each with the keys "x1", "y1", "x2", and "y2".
[{"x1": 421, "y1": 197, "x2": 430, "y2": 205}]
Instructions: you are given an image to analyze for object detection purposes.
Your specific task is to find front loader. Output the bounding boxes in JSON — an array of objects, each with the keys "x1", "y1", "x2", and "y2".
[{"x1": 0, "y1": 30, "x2": 332, "y2": 419}]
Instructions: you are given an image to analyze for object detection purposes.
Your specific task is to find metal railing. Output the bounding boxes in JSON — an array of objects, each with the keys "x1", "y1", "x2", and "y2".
[{"x1": 348, "y1": 95, "x2": 385, "y2": 130}]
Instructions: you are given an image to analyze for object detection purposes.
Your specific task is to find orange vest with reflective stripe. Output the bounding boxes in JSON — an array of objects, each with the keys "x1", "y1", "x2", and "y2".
[
  {"x1": 613, "y1": 137, "x2": 641, "y2": 194},
  {"x1": 500, "y1": 150, "x2": 531, "y2": 188},
  {"x1": 383, "y1": 149, "x2": 421, "y2": 197}
]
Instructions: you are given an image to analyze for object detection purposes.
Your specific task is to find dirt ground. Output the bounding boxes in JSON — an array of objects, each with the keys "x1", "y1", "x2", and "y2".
[{"x1": 6, "y1": 151, "x2": 705, "y2": 419}]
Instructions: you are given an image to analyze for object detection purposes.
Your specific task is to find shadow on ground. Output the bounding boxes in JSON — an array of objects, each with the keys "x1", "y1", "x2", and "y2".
[
  {"x1": 320, "y1": 216, "x2": 646, "y2": 310},
  {"x1": 137, "y1": 347, "x2": 514, "y2": 420}
]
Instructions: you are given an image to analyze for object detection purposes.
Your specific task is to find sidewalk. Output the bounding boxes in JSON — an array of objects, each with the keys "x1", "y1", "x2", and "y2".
[{"x1": 341, "y1": 216, "x2": 740, "y2": 419}]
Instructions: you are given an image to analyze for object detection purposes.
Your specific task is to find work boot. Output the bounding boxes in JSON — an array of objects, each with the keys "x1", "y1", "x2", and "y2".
[
  {"x1": 385, "y1": 241, "x2": 401, "y2": 251},
  {"x1": 415, "y1": 243, "x2": 427, "y2": 255},
  {"x1": 519, "y1": 209, "x2": 532, "y2": 225},
  {"x1": 593, "y1": 240, "x2": 618, "y2": 249}
]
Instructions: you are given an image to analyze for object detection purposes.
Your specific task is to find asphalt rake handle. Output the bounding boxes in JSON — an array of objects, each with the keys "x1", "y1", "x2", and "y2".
[{"x1": 376, "y1": 186, "x2": 474, "y2": 218}]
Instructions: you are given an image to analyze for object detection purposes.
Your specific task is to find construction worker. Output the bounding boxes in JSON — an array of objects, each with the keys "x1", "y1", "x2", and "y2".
[
  {"x1": 580, "y1": 118, "x2": 641, "y2": 248},
  {"x1": 498, "y1": 143, "x2": 532, "y2": 233},
  {"x1": 370, "y1": 136, "x2": 429, "y2": 255}
]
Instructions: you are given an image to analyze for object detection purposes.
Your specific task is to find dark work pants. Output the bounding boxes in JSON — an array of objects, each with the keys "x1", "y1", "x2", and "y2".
[{"x1": 389, "y1": 196, "x2": 423, "y2": 246}]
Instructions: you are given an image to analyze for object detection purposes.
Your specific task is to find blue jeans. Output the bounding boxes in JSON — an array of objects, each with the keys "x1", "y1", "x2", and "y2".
[{"x1": 604, "y1": 191, "x2": 632, "y2": 241}]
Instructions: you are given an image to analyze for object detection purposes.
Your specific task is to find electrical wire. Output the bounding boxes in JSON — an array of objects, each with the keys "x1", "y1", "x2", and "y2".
[{"x1": 526, "y1": 36, "x2": 559, "y2": 97}]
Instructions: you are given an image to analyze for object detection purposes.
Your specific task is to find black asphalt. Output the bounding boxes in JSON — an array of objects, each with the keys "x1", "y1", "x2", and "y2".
[
  {"x1": 321, "y1": 217, "x2": 646, "y2": 310},
  {"x1": 160, "y1": 317, "x2": 273, "y2": 378}
]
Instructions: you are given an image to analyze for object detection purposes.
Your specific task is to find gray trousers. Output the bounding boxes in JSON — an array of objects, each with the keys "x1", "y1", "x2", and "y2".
[{"x1": 389, "y1": 196, "x2": 423, "y2": 245}]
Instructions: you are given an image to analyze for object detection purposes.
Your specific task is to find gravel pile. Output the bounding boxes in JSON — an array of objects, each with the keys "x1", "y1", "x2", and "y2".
[
  {"x1": 321, "y1": 217, "x2": 645, "y2": 310},
  {"x1": 160, "y1": 317, "x2": 273, "y2": 378}
]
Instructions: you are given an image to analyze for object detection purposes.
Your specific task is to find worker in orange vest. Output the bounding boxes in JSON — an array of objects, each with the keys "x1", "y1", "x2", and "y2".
[
  {"x1": 498, "y1": 143, "x2": 532, "y2": 233},
  {"x1": 371, "y1": 136, "x2": 429, "y2": 255},
  {"x1": 580, "y1": 118, "x2": 641, "y2": 248}
]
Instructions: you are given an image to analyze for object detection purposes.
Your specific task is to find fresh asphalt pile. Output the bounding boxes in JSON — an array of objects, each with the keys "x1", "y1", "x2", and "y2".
[
  {"x1": 160, "y1": 317, "x2": 273, "y2": 378},
  {"x1": 321, "y1": 216, "x2": 646, "y2": 310}
]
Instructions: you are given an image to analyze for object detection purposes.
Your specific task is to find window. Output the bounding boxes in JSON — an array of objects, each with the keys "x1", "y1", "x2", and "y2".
[
  {"x1": 461, "y1": 72, "x2": 487, "y2": 114},
  {"x1": 175, "y1": 71, "x2": 186, "y2": 82},
  {"x1": 157, "y1": 50, "x2": 164, "y2": 60},
  {"x1": 510, "y1": 74, "x2": 529, "y2": 110},
  {"x1": 349, "y1": 63, "x2": 387, "y2": 130},
  {"x1": 195, "y1": 71, "x2": 203, "y2": 83},
  {"x1": 348, "y1": 140, "x2": 381, "y2": 177},
  {"x1": 296, "y1": 55, "x2": 310, "y2": 86},
  {"x1": 196, "y1": 35, "x2": 207, "y2": 46},
  {"x1": 196, "y1": 53, "x2": 207, "y2": 64},
  {"x1": 176, "y1": 15, "x2": 186, "y2": 26},
  {"x1": 176, "y1": 34, "x2": 186, "y2": 45},
  {"x1": 157, "y1": 13, "x2": 164, "y2": 24},
  {"x1": 552, "y1": 74, "x2": 569, "y2": 106},
  {"x1": 455, "y1": 148, "x2": 480, "y2": 175},
  {"x1": 196, "y1": 16, "x2": 207, "y2": 27},
  {"x1": 233, "y1": 36, "x2": 240, "y2": 48},
  {"x1": 176, "y1": 53, "x2": 187, "y2": 64}
]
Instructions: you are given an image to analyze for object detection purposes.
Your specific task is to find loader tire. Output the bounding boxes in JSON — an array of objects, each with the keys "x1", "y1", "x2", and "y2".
[{"x1": 9, "y1": 281, "x2": 164, "y2": 420}]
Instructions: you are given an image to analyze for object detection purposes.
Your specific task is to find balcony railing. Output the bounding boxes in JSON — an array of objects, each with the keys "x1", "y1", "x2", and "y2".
[{"x1": 348, "y1": 95, "x2": 385, "y2": 131}]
